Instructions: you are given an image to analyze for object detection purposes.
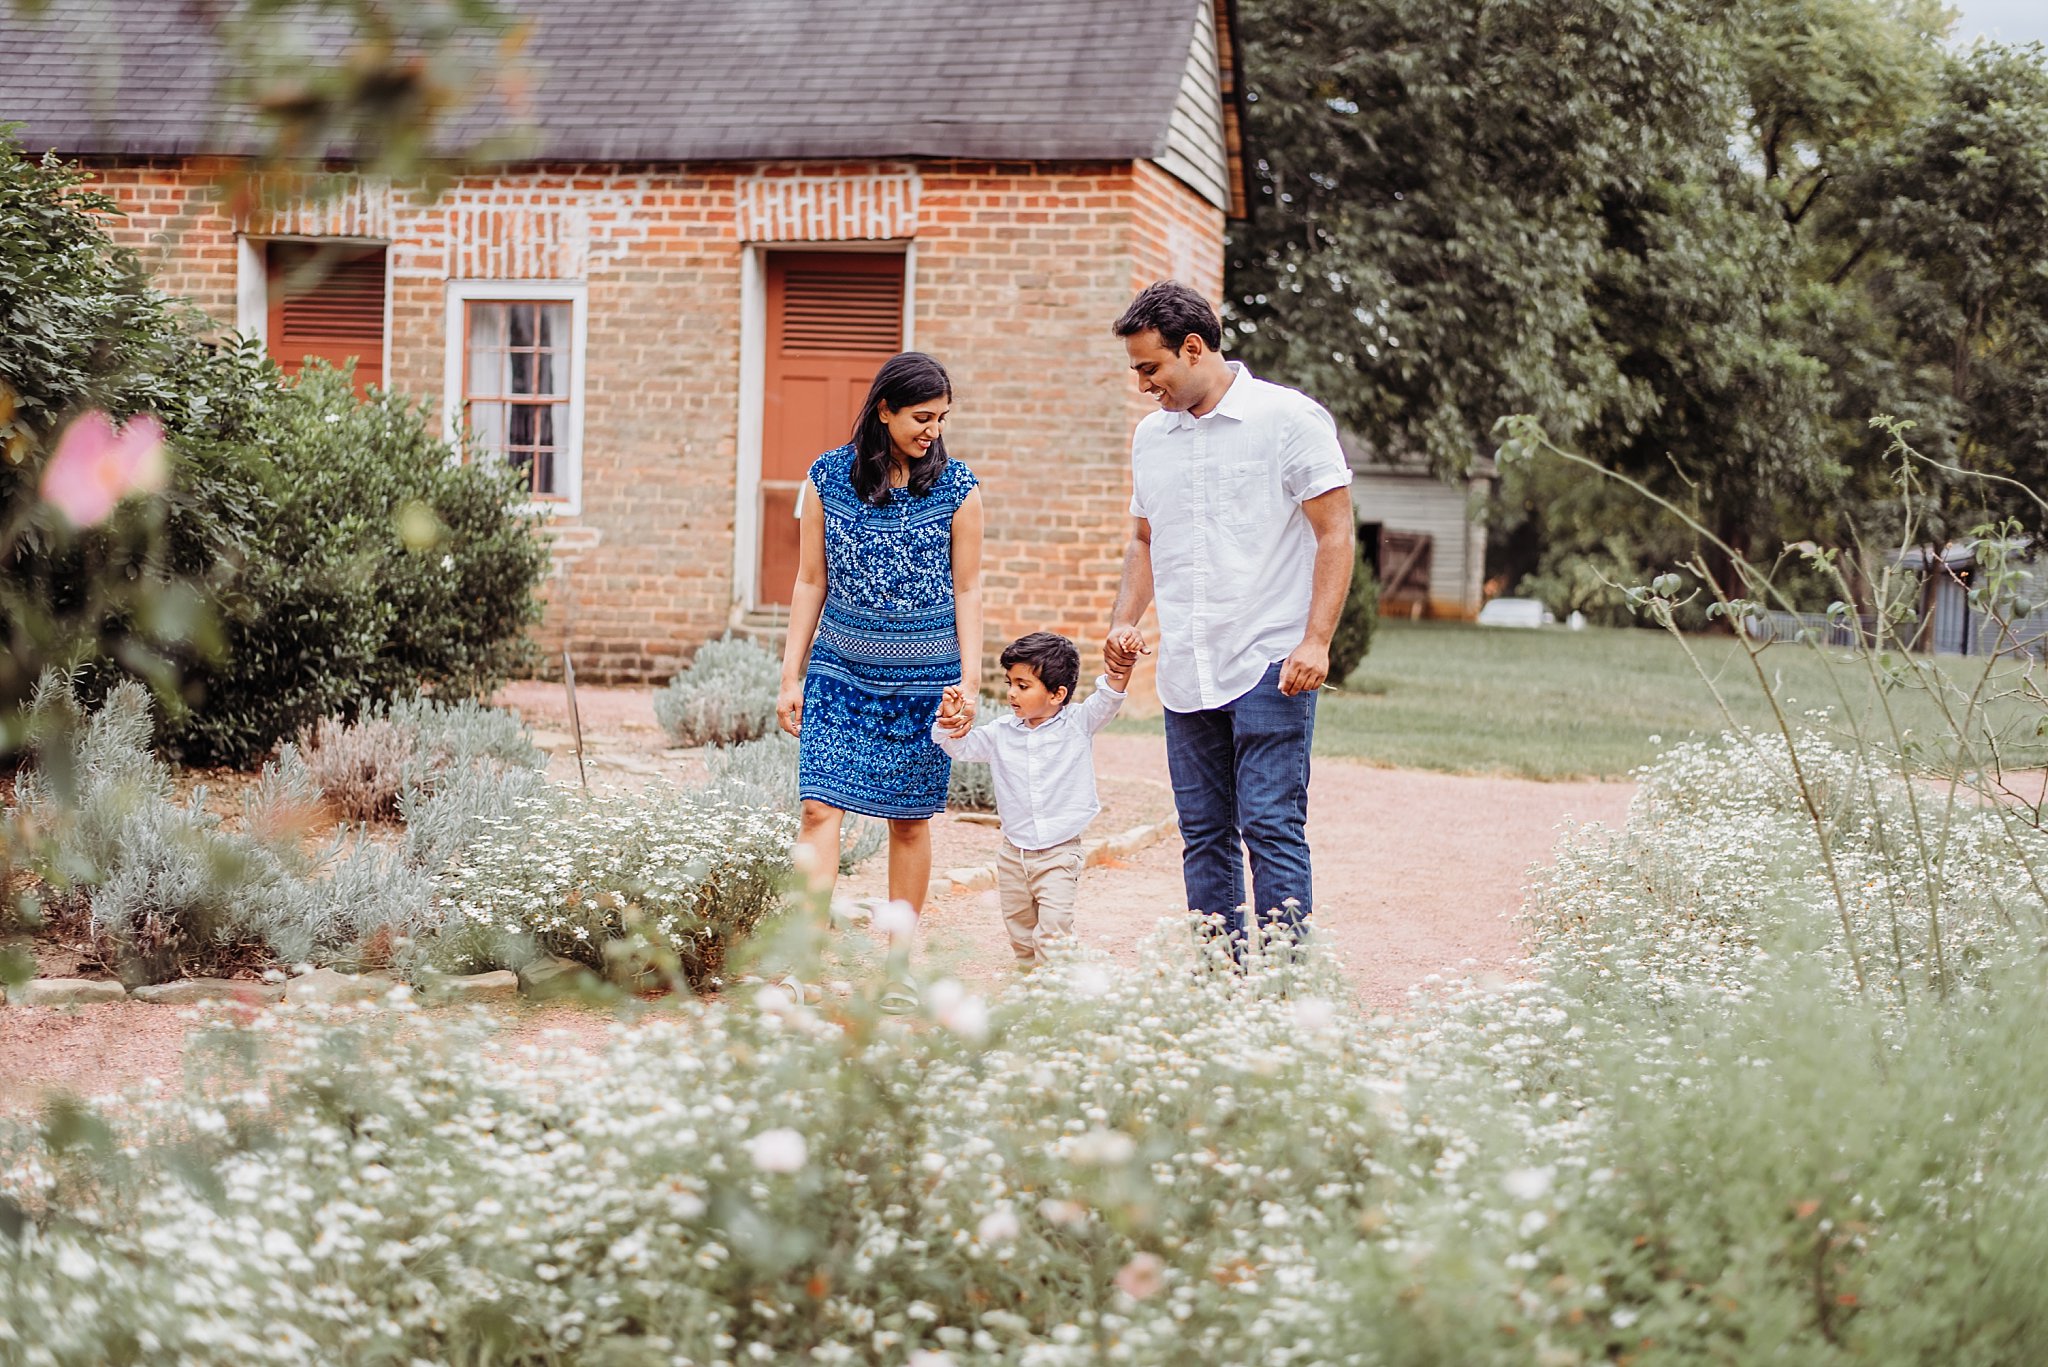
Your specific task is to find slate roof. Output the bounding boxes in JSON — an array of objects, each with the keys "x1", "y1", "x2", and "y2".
[{"x1": 2, "y1": 0, "x2": 1208, "y2": 163}]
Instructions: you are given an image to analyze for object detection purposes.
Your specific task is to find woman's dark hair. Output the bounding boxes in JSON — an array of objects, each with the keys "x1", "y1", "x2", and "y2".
[
  {"x1": 1112, "y1": 280, "x2": 1222, "y2": 353},
  {"x1": 850, "y1": 352, "x2": 953, "y2": 507},
  {"x1": 1001, "y1": 631, "x2": 1081, "y2": 703}
]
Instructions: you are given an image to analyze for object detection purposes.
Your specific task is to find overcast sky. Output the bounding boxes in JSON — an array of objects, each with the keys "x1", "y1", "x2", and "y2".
[{"x1": 1947, "y1": 0, "x2": 2048, "y2": 47}]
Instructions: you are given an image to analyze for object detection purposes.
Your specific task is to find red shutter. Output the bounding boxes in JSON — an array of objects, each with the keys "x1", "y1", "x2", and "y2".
[
  {"x1": 757, "y1": 253, "x2": 906, "y2": 607},
  {"x1": 266, "y1": 243, "x2": 387, "y2": 396}
]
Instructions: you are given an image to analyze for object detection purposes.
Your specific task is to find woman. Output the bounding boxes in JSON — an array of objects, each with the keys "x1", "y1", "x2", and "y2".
[{"x1": 777, "y1": 352, "x2": 984, "y2": 930}]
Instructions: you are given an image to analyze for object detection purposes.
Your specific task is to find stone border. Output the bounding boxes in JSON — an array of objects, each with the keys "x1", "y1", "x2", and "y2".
[
  {"x1": 942, "y1": 816, "x2": 1178, "y2": 895},
  {"x1": 0, "y1": 970, "x2": 519, "y2": 1008}
]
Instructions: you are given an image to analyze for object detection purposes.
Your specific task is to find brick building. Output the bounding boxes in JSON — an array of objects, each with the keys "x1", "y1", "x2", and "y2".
[{"x1": 5, "y1": 0, "x2": 1247, "y2": 683}]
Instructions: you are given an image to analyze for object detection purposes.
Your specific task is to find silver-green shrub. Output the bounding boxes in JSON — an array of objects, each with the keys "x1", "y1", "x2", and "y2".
[
  {"x1": 15, "y1": 679, "x2": 296, "y2": 983},
  {"x1": 301, "y1": 696, "x2": 543, "y2": 821},
  {"x1": 946, "y1": 758, "x2": 995, "y2": 812},
  {"x1": 653, "y1": 635, "x2": 780, "y2": 747}
]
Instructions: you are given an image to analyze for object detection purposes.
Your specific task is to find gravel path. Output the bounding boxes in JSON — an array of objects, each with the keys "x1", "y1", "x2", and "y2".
[{"x1": 0, "y1": 686, "x2": 1634, "y2": 1110}]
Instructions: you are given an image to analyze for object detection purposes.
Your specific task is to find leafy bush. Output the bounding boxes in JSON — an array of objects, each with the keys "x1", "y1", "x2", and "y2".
[
  {"x1": 434, "y1": 784, "x2": 795, "y2": 988},
  {"x1": 0, "y1": 132, "x2": 550, "y2": 768},
  {"x1": 1327, "y1": 554, "x2": 1378, "y2": 686},
  {"x1": 705, "y1": 731, "x2": 881, "y2": 873},
  {"x1": 163, "y1": 363, "x2": 549, "y2": 767},
  {"x1": 653, "y1": 634, "x2": 780, "y2": 747},
  {"x1": 0, "y1": 135, "x2": 260, "y2": 753}
]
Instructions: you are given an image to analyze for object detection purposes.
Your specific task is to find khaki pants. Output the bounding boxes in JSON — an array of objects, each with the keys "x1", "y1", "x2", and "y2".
[{"x1": 996, "y1": 837, "x2": 1084, "y2": 963}]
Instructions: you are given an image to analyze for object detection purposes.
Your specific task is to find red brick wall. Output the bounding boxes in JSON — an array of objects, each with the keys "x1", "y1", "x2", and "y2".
[{"x1": 80, "y1": 157, "x2": 1228, "y2": 687}]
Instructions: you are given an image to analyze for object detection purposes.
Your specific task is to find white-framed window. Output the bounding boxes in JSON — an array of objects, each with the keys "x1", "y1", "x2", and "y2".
[{"x1": 443, "y1": 280, "x2": 588, "y2": 514}]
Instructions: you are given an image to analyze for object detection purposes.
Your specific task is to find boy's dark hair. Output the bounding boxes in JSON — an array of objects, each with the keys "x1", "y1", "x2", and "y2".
[
  {"x1": 1001, "y1": 631, "x2": 1081, "y2": 703},
  {"x1": 1112, "y1": 280, "x2": 1223, "y2": 353}
]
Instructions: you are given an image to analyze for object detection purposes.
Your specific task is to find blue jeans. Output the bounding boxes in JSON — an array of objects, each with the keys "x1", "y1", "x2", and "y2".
[{"x1": 1161, "y1": 660, "x2": 1318, "y2": 942}]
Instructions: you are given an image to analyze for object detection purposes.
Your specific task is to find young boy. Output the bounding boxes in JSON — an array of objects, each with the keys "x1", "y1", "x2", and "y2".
[{"x1": 933, "y1": 632, "x2": 1130, "y2": 966}]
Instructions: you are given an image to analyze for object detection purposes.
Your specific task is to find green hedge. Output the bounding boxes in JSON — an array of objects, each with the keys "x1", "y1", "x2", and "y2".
[{"x1": 1, "y1": 130, "x2": 550, "y2": 767}]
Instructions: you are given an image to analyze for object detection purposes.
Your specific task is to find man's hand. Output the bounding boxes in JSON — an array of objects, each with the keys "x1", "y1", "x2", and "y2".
[
  {"x1": 1104, "y1": 624, "x2": 1151, "y2": 676},
  {"x1": 937, "y1": 684, "x2": 975, "y2": 737},
  {"x1": 1277, "y1": 639, "x2": 1331, "y2": 696}
]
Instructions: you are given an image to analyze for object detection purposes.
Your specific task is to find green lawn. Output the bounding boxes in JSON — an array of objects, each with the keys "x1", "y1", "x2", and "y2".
[{"x1": 1113, "y1": 620, "x2": 2048, "y2": 781}]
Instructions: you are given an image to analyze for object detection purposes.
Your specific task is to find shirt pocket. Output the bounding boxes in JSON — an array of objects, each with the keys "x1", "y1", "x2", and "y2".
[{"x1": 1214, "y1": 460, "x2": 1265, "y2": 530}]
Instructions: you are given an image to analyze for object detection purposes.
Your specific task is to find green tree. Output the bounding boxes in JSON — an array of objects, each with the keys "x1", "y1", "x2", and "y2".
[
  {"x1": 1226, "y1": 0, "x2": 1841, "y2": 601},
  {"x1": 1824, "y1": 43, "x2": 2048, "y2": 536}
]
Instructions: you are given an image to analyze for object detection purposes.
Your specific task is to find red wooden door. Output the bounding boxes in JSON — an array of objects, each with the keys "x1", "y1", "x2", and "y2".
[
  {"x1": 265, "y1": 243, "x2": 387, "y2": 396},
  {"x1": 757, "y1": 252, "x2": 905, "y2": 607}
]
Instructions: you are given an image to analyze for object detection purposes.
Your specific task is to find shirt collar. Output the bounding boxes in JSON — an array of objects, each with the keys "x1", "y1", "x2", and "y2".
[{"x1": 1170, "y1": 360, "x2": 1252, "y2": 430}]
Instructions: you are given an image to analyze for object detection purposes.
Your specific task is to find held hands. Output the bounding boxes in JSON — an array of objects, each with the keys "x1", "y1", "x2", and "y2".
[
  {"x1": 937, "y1": 684, "x2": 977, "y2": 738},
  {"x1": 1278, "y1": 638, "x2": 1331, "y2": 696},
  {"x1": 1103, "y1": 624, "x2": 1151, "y2": 677}
]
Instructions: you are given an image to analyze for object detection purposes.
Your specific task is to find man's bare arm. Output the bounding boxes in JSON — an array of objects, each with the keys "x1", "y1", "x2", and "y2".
[{"x1": 1278, "y1": 488, "x2": 1356, "y2": 696}]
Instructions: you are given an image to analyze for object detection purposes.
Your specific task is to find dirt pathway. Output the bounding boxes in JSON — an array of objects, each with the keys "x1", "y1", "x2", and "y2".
[
  {"x1": 892, "y1": 734, "x2": 1634, "y2": 1010},
  {"x1": 0, "y1": 687, "x2": 1633, "y2": 1108}
]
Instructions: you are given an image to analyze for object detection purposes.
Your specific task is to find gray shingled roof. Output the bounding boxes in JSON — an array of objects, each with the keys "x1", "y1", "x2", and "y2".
[{"x1": 2, "y1": 0, "x2": 1205, "y2": 163}]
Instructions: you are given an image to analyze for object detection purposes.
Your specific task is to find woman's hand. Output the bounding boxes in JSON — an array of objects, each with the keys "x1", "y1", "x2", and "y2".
[{"x1": 777, "y1": 679, "x2": 804, "y2": 737}]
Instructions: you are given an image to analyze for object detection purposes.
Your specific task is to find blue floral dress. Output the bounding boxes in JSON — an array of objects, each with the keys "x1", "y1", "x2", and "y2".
[{"x1": 799, "y1": 444, "x2": 978, "y2": 819}]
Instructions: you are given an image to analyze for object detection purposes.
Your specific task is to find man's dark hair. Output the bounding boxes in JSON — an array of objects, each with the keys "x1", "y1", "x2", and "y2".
[
  {"x1": 1112, "y1": 280, "x2": 1223, "y2": 353},
  {"x1": 1000, "y1": 631, "x2": 1081, "y2": 703}
]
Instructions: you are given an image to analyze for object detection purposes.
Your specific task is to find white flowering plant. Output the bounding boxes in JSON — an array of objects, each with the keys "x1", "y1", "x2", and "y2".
[
  {"x1": 4, "y1": 731, "x2": 2046, "y2": 1363},
  {"x1": 432, "y1": 782, "x2": 797, "y2": 989}
]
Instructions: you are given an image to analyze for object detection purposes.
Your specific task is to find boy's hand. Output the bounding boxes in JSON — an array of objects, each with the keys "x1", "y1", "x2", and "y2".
[
  {"x1": 937, "y1": 685, "x2": 973, "y2": 737},
  {"x1": 1104, "y1": 659, "x2": 1133, "y2": 692}
]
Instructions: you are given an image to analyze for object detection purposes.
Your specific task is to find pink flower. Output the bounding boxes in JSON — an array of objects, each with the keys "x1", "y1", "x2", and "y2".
[
  {"x1": 40, "y1": 411, "x2": 168, "y2": 527},
  {"x1": 1114, "y1": 1251, "x2": 1167, "y2": 1300}
]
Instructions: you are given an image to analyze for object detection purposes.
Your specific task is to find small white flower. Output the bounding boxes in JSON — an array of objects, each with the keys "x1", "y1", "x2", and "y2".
[
  {"x1": 926, "y1": 979, "x2": 989, "y2": 1042},
  {"x1": 440, "y1": 553, "x2": 455, "y2": 571},
  {"x1": 908, "y1": 1352, "x2": 957, "y2": 1367},
  {"x1": 976, "y1": 1206, "x2": 1020, "y2": 1243},
  {"x1": 747, "y1": 1128, "x2": 808, "y2": 1174},
  {"x1": 867, "y1": 899, "x2": 919, "y2": 944},
  {"x1": 1290, "y1": 996, "x2": 1337, "y2": 1033},
  {"x1": 1067, "y1": 1128, "x2": 1135, "y2": 1167},
  {"x1": 1037, "y1": 1198, "x2": 1087, "y2": 1228},
  {"x1": 1502, "y1": 1167, "x2": 1553, "y2": 1201},
  {"x1": 1069, "y1": 962, "x2": 1113, "y2": 1000}
]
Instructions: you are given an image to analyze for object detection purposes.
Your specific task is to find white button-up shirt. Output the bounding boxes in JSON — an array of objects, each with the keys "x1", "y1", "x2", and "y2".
[
  {"x1": 1129, "y1": 361, "x2": 1352, "y2": 713},
  {"x1": 930, "y1": 678, "x2": 1126, "y2": 849}
]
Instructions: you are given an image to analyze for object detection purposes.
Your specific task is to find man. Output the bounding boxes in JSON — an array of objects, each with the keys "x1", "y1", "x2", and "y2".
[{"x1": 1104, "y1": 281, "x2": 1354, "y2": 944}]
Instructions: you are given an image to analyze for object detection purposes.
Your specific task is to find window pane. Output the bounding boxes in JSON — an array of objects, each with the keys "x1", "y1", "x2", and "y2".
[
  {"x1": 536, "y1": 406, "x2": 555, "y2": 451},
  {"x1": 536, "y1": 349, "x2": 564, "y2": 397},
  {"x1": 467, "y1": 304, "x2": 505, "y2": 398},
  {"x1": 509, "y1": 404, "x2": 536, "y2": 449},
  {"x1": 510, "y1": 351, "x2": 534, "y2": 395},
  {"x1": 539, "y1": 302, "x2": 569, "y2": 350},
  {"x1": 470, "y1": 400, "x2": 506, "y2": 457},
  {"x1": 509, "y1": 304, "x2": 535, "y2": 348},
  {"x1": 533, "y1": 449, "x2": 555, "y2": 495},
  {"x1": 509, "y1": 448, "x2": 535, "y2": 492}
]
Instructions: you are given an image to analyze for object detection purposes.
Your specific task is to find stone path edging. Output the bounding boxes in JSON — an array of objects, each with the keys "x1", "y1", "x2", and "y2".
[{"x1": 942, "y1": 816, "x2": 1179, "y2": 895}]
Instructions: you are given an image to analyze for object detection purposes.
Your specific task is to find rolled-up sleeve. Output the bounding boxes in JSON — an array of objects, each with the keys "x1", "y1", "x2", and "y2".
[{"x1": 1280, "y1": 403, "x2": 1352, "y2": 504}]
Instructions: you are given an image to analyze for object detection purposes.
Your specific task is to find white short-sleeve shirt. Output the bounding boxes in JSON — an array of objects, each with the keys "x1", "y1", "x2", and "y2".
[
  {"x1": 931, "y1": 678, "x2": 1126, "y2": 849},
  {"x1": 1128, "y1": 362, "x2": 1352, "y2": 712}
]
